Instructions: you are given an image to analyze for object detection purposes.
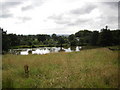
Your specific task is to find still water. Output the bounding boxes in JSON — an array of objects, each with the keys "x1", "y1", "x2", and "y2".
[{"x1": 10, "y1": 46, "x2": 82, "y2": 55}]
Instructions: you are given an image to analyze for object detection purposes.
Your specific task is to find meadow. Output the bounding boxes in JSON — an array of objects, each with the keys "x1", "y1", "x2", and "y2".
[{"x1": 2, "y1": 48, "x2": 119, "y2": 88}]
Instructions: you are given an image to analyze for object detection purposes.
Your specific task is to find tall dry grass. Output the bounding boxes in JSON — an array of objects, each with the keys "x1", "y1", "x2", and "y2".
[{"x1": 2, "y1": 48, "x2": 118, "y2": 88}]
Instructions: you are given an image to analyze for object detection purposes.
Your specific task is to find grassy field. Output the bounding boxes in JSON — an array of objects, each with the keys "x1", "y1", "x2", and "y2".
[{"x1": 2, "y1": 48, "x2": 119, "y2": 88}]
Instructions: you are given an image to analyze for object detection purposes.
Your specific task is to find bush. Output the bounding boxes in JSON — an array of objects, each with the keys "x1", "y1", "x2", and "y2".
[{"x1": 28, "y1": 50, "x2": 32, "y2": 54}]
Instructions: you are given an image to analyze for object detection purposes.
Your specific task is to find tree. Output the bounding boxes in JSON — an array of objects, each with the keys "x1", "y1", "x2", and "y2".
[
  {"x1": 75, "y1": 30, "x2": 92, "y2": 45},
  {"x1": 111, "y1": 30, "x2": 120, "y2": 45},
  {"x1": 58, "y1": 36, "x2": 65, "y2": 49},
  {"x1": 37, "y1": 34, "x2": 50, "y2": 43},
  {"x1": 90, "y1": 31, "x2": 99, "y2": 46},
  {"x1": 2, "y1": 28, "x2": 10, "y2": 53},
  {"x1": 98, "y1": 26, "x2": 113, "y2": 46},
  {"x1": 7, "y1": 34, "x2": 20, "y2": 47},
  {"x1": 68, "y1": 34, "x2": 78, "y2": 46},
  {"x1": 52, "y1": 33, "x2": 58, "y2": 41}
]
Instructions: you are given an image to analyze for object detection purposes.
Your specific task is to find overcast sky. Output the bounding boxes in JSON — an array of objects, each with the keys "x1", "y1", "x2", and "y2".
[{"x1": 0, "y1": 0, "x2": 119, "y2": 35}]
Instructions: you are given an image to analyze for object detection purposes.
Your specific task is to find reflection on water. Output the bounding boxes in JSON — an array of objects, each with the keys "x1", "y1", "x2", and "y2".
[
  {"x1": 11, "y1": 46, "x2": 82, "y2": 55},
  {"x1": 32, "y1": 48, "x2": 50, "y2": 55}
]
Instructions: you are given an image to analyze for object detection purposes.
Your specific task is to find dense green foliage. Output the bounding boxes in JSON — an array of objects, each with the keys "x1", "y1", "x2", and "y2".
[{"x1": 1, "y1": 26, "x2": 120, "y2": 53}]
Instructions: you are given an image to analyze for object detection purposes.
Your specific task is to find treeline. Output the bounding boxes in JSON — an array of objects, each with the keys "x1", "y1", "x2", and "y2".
[{"x1": 1, "y1": 26, "x2": 120, "y2": 53}]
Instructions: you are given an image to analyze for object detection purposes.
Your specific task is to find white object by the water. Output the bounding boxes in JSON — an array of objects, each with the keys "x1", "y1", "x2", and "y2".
[
  {"x1": 53, "y1": 47, "x2": 60, "y2": 52},
  {"x1": 76, "y1": 46, "x2": 80, "y2": 51},
  {"x1": 44, "y1": 48, "x2": 50, "y2": 54},
  {"x1": 20, "y1": 49, "x2": 32, "y2": 55},
  {"x1": 79, "y1": 46, "x2": 82, "y2": 49},
  {"x1": 32, "y1": 49, "x2": 41, "y2": 54},
  {"x1": 32, "y1": 48, "x2": 50, "y2": 55},
  {"x1": 20, "y1": 51, "x2": 28, "y2": 55},
  {"x1": 64, "y1": 48, "x2": 72, "y2": 52}
]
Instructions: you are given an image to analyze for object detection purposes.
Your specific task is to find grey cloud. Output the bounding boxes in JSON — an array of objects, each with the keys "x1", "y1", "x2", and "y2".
[
  {"x1": 18, "y1": 17, "x2": 32, "y2": 21},
  {"x1": 0, "y1": 9, "x2": 13, "y2": 18},
  {"x1": 47, "y1": 2, "x2": 118, "y2": 30},
  {"x1": 107, "y1": 16, "x2": 118, "y2": 23},
  {"x1": 17, "y1": 17, "x2": 32, "y2": 23},
  {"x1": 48, "y1": 14, "x2": 90, "y2": 26},
  {"x1": 75, "y1": 18, "x2": 90, "y2": 23},
  {"x1": 98, "y1": 2, "x2": 118, "y2": 26},
  {"x1": 0, "y1": 1, "x2": 23, "y2": 18},
  {"x1": 48, "y1": 14, "x2": 71, "y2": 25},
  {"x1": 67, "y1": 23, "x2": 75, "y2": 26},
  {"x1": 55, "y1": 20, "x2": 70, "y2": 25},
  {"x1": 70, "y1": 2, "x2": 117, "y2": 15},
  {"x1": 0, "y1": 0, "x2": 45, "y2": 18},
  {"x1": 0, "y1": 13, "x2": 13, "y2": 18},
  {"x1": 48, "y1": 15, "x2": 62, "y2": 20},
  {"x1": 67, "y1": 18, "x2": 90, "y2": 26},
  {"x1": 103, "y1": 2, "x2": 118, "y2": 9},
  {"x1": 21, "y1": 0, "x2": 44, "y2": 11},
  {"x1": 119, "y1": 2, "x2": 120, "y2": 28},
  {"x1": 70, "y1": 3, "x2": 96, "y2": 15},
  {"x1": 21, "y1": 5, "x2": 33, "y2": 11},
  {"x1": 100, "y1": 16, "x2": 118, "y2": 25},
  {"x1": 1, "y1": 1, "x2": 22, "y2": 10}
]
